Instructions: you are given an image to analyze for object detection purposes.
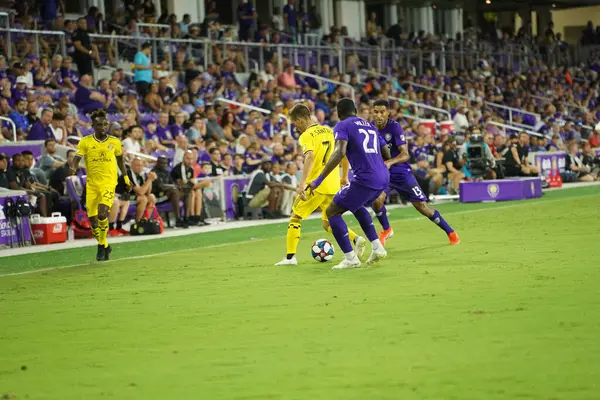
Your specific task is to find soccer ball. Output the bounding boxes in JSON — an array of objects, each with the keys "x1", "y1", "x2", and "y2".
[{"x1": 311, "y1": 239, "x2": 335, "y2": 262}]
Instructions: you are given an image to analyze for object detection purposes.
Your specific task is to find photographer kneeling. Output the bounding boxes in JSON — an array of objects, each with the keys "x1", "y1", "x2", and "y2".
[{"x1": 459, "y1": 128, "x2": 497, "y2": 180}]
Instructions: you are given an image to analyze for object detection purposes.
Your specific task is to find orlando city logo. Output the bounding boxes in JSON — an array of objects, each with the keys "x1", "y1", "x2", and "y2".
[
  {"x1": 385, "y1": 133, "x2": 392, "y2": 142},
  {"x1": 487, "y1": 183, "x2": 500, "y2": 198}
]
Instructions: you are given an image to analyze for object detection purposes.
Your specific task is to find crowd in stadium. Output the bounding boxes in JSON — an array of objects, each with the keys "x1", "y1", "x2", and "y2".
[{"x1": 1, "y1": 0, "x2": 600, "y2": 233}]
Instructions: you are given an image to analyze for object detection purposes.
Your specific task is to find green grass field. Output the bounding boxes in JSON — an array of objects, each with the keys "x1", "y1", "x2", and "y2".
[{"x1": 1, "y1": 186, "x2": 600, "y2": 400}]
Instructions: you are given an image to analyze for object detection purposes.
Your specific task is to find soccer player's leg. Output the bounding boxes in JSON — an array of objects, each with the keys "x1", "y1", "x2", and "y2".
[
  {"x1": 321, "y1": 195, "x2": 366, "y2": 259},
  {"x1": 327, "y1": 185, "x2": 373, "y2": 269},
  {"x1": 275, "y1": 194, "x2": 319, "y2": 265},
  {"x1": 97, "y1": 187, "x2": 115, "y2": 261},
  {"x1": 371, "y1": 190, "x2": 393, "y2": 245},
  {"x1": 397, "y1": 175, "x2": 459, "y2": 245},
  {"x1": 85, "y1": 185, "x2": 104, "y2": 261}
]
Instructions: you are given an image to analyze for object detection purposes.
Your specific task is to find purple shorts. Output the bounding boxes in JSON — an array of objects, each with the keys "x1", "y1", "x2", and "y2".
[
  {"x1": 387, "y1": 172, "x2": 427, "y2": 203},
  {"x1": 334, "y1": 181, "x2": 386, "y2": 213}
]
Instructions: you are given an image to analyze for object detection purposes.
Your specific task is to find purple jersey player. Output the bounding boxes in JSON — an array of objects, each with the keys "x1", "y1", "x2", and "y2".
[
  {"x1": 370, "y1": 99, "x2": 460, "y2": 246},
  {"x1": 308, "y1": 98, "x2": 389, "y2": 269}
]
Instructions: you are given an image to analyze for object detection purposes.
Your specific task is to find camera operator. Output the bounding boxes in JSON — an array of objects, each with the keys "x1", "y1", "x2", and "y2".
[{"x1": 459, "y1": 127, "x2": 496, "y2": 180}]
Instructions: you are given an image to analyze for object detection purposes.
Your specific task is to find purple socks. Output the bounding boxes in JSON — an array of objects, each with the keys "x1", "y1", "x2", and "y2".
[
  {"x1": 354, "y1": 207, "x2": 379, "y2": 242},
  {"x1": 429, "y1": 210, "x2": 454, "y2": 235},
  {"x1": 328, "y1": 214, "x2": 354, "y2": 254},
  {"x1": 374, "y1": 205, "x2": 390, "y2": 230}
]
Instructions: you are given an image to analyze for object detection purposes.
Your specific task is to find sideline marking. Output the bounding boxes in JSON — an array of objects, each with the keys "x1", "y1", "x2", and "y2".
[{"x1": 1, "y1": 192, "x2": 597, "y2": 278}]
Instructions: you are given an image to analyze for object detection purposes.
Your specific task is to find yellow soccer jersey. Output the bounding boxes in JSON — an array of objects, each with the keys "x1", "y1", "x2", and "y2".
[
  {"x1": 299, "y1": 124, "x2": 340, "y2": 195},
  {"x1": 75, "y1": 135, "x2": 122, "y2": 187}
]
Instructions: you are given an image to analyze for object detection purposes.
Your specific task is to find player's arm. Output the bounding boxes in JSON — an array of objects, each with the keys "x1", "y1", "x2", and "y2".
[
  {"x1": 116, "y1": 154, "x2": 131, "y2": 191},
  {"x1": 340, "y1": 156, "x2": 350, "y2": 185},
  {"x1": 69, "y1": 155, "x2": 82, "y2": 175},
  {"x1": 385, "y1": 143, "x2": 410, "y2": 168},
  {"x1": 309, "y1": 139, "x2": 347, "y2": 191}
]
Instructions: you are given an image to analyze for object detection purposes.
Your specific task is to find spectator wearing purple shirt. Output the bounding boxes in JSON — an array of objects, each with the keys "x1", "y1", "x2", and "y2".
[
  {"x1": 74, "y1": 74, "x2": 106, "y2": 113},
  {"x1": 11, "y1": 76, "x2": 28, "y2": 107},
  {"x1": 27, "y1": 108, "x2": 54, "y2": 141},
  {"x1": 237, "y1": 0, "x2": 257, "y2": 42},
  {"x1": 283, "y1": 0, "x2": 298, "y2": 42},
  {"x1": 156, "y1": 112, "x2": 175, "y2": 147},
  {"x1": 170, "y1": 112, "x2": 187, "y2": 138},
  {"x1": 60, "y1": 57, "x2": 79, "y2": 91}
]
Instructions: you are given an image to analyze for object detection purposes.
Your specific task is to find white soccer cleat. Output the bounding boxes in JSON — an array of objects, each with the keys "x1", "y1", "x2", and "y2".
[
  {"x1": 275, "y1": 256, "x2": 298, "y2": 266},
  {"x1": 354, "y1": 236, "x2": 367, "y2": 259},
  {"x1": 366, "y1": 246, "x2": 387, "y2": 265},
  {"x1": 332, "y1": 256, "x2": 361, "y2": 270}
]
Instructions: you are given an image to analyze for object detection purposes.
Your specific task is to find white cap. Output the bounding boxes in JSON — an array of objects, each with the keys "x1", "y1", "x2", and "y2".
[
  {"x1": 595, "y1": 122, "x2": 600, "y2": 131},
  {"x1": 16, "y1": 76, "x2": 27, "y2": 84}
]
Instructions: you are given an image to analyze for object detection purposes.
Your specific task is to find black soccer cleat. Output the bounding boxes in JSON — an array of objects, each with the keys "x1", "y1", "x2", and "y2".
[
  {"x1": 103, "y1": 245, "x2": 112, "y2": 261},
  {"x1": 96, "y1": 244, "x2": 106, "y2": 262}
]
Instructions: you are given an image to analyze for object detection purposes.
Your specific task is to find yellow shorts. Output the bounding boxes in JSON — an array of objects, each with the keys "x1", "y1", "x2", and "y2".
[
  {"x1": 86, "y1": 183, "x2": 116, "y2": 218},
  {"x1": 292, "y1": 192, "x2": 334, "y2": 221}
]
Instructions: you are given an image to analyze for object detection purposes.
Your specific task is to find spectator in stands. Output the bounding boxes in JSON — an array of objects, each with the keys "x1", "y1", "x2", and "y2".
[
  {"x1": 122, "y1": 125, "x2": 143, "y2": 154},
  {"x1": 74, "y1": 74, "x2": 107, "y2": 113},
  {"x1": 209, "y1": 148, "x2": 225, "y2": 176},
  {"x1": 7, "y1": 153, "x2": 50, "y2": 216},
  {"x1": 62, "y1": 114, "x2": 81, "y2": 139},
  {"x1": 237, "y1": 0, "x2": 257, "y2": 42},
  {"x1": 134, "y1": 42, "x2": 154, "y2": 97},
  {"x1": 245, "y1": 158, "x2": 283, "y2": 218},
  {"x1": 12, "y1": 76, "x2": 29, "y2": 106},
  {"x1": 39, "y1": 138, "x2": 66, "y2": 179},
  {"x1": 27, "y1": 108, "x2": 54, "y2": 141},
  {"x1": 283, "y1": 0, "x2": 298, "y2": 42},
  {"x1": 9, "y1": 98, "x2": 30, "y2": 139},
  {"x1": 22, "y1": 150, "x2": 48, "y2": 186},
  {"x1": 504, "y1": 132, "x2": 540, "y2": 177},
  {"x1": 589, "y1": 123, "x2": 600, "y2": 148},
  {"x1": 441, "y1": 138, "x2": 464, "y2": 194},
  {"x1": 0, "y1": 152, "x2": 8, "y2": 189},
  {"x1": 171, "y1": 151, "x2": 211, "y2": 226},
  {"x1": 564, "y1": 143, "x2": 596, "y2": 182},
  {"x1": 72, "y1": 18, "x2": 96, "y2": 76},
  {"x1": 49, "y1": 112, "x2": 66, "y2": 145},
  {"x1": 173, "y1": 135, "x2": 190, "y2": 166},
  {"x1": 205, "y1": 107, "x2": 225, "y2": 141},
  {"x1": 155, "y1": 112, "x2": 175, "y2": 147},
  {"x1": 232, "y1": 154, "x2": 246, "y2": 175},
  {"x1": 49, "y1": 149, "x2": 75, "y2": 195},
  {"x1": 127, "y1": 157, "x2": 158, "y2": 222},
  {"x1": 582, "y1": 142, "x2": 600, "y2": 176},
  {"x1": 56, "y1": 92, "x2": 78, "y2": 117},
  {"x1": 186, "y1": 114, "x2": 206, "y2": 147},
  {"x1": 152, "y1": 155, "x2": 187, "y2": 228}
]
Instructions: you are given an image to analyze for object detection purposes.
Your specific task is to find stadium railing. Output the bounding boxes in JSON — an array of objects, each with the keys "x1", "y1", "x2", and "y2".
[
  {"x1": 0, "y1": 28, "x2": 67, "y2": 60},
  {"x1": 388, "y1": 96, "x2": 452, "y2": 121},
  {"x1": 293, "y1": 70, "x2": 356, "y2": 103},
  {"x1": 0, "y1": 117, "x2": 17, "y2": 142},
  {"x1": 214, "y1": 98, "x2": 292, "y2": 138},
  {"x1": 486, "y1": 121, "x2": 544, "y2": 137}
]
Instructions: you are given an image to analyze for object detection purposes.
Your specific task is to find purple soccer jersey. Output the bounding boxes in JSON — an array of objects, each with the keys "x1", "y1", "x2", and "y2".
[
  {"x1": 377, "y1": 118, "x2": 427, "y2": 203},
  {"x1": 334, "y1": 116, "x2": 389, "y2": 189},
  {"x1": 332, "y1": 116, "x2": 390, "y2": 212}
]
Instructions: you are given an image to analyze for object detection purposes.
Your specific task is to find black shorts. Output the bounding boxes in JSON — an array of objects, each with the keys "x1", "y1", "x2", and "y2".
[{"x1": 504, "y1": 165, "x2": 524, "y2": 177}]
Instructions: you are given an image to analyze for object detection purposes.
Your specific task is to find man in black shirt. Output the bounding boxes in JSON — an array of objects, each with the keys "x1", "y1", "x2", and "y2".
[
  {"x1": 171, "y1": 151, "x2": 210, "y2": 226},
  {"x1": 152, "y1": 155, "x2": 187, "y2": 228},
  {"x1": 503, "y1": 132, "x2": 540, "y2": 177},
  {"x1": 49, "y1": 150, "x2": 76, "y2": 195},
  {"x1": 232, "y1": 154, "x2": 246, "y2": 175},
  {"x1": 209, "y1": 148, "x2": 225, "y2": 176},
  {"x1": 72, "y1": 18, "x2": 95, "y2": 76},
  {"x1": 0, "y1": 153, "x2": 8, "y2": 189},
  {"x1": 7, "y1": 153, "x2": 51, "y2": 217},
  {"x1": 441, "y1": 139, "x2": 465, "y2": 194}
]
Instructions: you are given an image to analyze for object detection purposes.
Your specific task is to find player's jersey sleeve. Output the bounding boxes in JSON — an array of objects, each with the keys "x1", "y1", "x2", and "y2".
[
  {"x1": 393, "y1": 122, "x2": 407, "y2": 147},
  {"x1": 333, "y1": 121, "x2": 349, "y2": 142},
  {"x1": 75, "y1": 137, "x2": 88, "y2": 157},
  {"x1": 112, "y1": 137, "x2": 123, "y2": 157},
  {"x1": 299, "y1": 131, "x2": 314, "y2": 155}
]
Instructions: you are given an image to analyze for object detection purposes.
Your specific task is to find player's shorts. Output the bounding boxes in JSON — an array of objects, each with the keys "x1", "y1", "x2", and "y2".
[
  {"x1": 292, "y1": 192, "x2": 334, "y2": 221},
  {"x1": 387, "y1": 172, "x2": 428, "y2": 203},
  {"x1": 86, "y1": 182, "x2": 116, "y2": 217},
  {"x1": 334, "y1": 181, "x2": 386, "y2": 213}
]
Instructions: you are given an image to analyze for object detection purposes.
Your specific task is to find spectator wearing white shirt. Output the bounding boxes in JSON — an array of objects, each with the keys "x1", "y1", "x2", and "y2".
[
  {"x1": 122, "y1": 125, "x2": 144, "y2": 155},
  {"x1": 453, "y1": 105, "x2": 469, "y2": 134},
  {"x1": 49, "y1": 112, "x2": 65, "y2": 145},
  {"x1": 173, "y1": 135, "x2": 190, "y2": 166}
]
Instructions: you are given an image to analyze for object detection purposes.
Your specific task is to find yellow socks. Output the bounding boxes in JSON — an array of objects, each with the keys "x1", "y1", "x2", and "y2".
[
  {"x1": 97, "y1": 218, "x2": 109, "y2": 247},
  {"x1": 286, "y1": 217, "x2": 302, "y2": 256},
  {"x1": 327, "y1": 226, "x2": 357, "y2": 243}
]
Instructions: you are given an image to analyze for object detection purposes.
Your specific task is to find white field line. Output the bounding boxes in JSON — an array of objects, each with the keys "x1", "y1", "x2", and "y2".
[{"x1": 0, "y1": 191, "x2": 598, "y2": 278}]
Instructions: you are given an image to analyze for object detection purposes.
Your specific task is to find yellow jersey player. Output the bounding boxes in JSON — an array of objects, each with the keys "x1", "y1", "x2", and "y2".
[
  {"x1": 275, "y1": 104, "x2": 366, "y2": 266},
  {"x1": 69, "y1": 109, "x2": 131, "y2": 262}
]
